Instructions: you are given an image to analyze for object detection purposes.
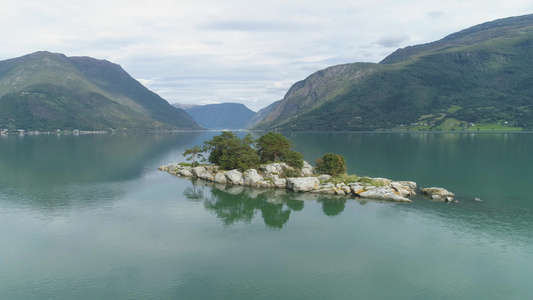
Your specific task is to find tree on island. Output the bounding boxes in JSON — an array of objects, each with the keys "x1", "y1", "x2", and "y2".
[
  {"x1": 255, "y1": 132, "x2": 304, "y2": 168},
  {"x1": 184, "y1": 131, "x2": 305, "y2": 171},
  {"x1": 203, "y1": 131, "x2": 259, "y2": 171},
  {"x1": 183, "y1": 145, "x2": 204, "y2": 167},
  {"x1": 315, "y1": 153, "x2": 347, "y2": 176},
  {"x1": 255, "y1": 132, "x2": 291, "y2": 162}
]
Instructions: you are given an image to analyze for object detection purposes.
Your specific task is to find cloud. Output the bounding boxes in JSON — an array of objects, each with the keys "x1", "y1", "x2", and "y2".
[
  {"x1": 1, "y1": 0, "x2": 532, "y2": 112},
  {"x1": 199, "y1": 20, "x2": 313, "y2": 32},
  {"x1": 376, "y1": 33, "x2": 410, "y2": 48},
  {"x1": 427, "y1": 11, "x2": 445, "y2": 19}
]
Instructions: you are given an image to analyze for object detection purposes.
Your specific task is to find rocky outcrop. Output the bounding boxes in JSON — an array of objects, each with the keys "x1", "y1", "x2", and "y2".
[
  {"x1": 318, "y1": 174, "x2": 333, "y2": 182},
  {"x1": 300, "y1": 161, "x2": 314, "y2": 177},
  {"x1": 358, "y1": 187, "x2": 411, "y2": 202},
  {"x1": 421, "y1": 187, "x2": 455, "y2": 202},
  {"x1": 224, "y1": 169, "x2": 243, "y2": 185},
  {"x1": 214, "y1": 172, "x2": 227, "y2": 184},
  {"x1": 391, "y1": 181, "x2": 417, "y2": 197},
  {"x1": 272, "y1": 176, "x2": 287, "y2": 189},
  {"x1": 242, "y1": 169, "x2": 264, "y2": 184},
  {"x1": 242, "y1": 169, "x2": 273, "y2": 188},
  {"x1": 159, "y1": 162, "x2": 451, "y2": 203},
  {"x1": 180, "y1": 168, "x2": 194, "y2": 177},
  {"x1": 192, "y1": 166, "x2": 213, "y2": 180},
  {"x1": 286, "y1": 177, "x2": 320, "y2": 192},
  {"x1": 260, "y1": 162, "x2": 292, "y2": 179}
]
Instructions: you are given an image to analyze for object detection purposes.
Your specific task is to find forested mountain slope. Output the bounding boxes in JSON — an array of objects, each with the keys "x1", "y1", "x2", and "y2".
[
  {"x1": 254, "y1": 14, "x2": 533, "y2": 131},
  {"x1": 0, "y1": 51, "x2": 201, "y2": 131}
]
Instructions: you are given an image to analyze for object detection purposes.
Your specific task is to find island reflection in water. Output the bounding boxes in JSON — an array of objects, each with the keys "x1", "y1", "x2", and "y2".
[{"x1": 182, "y1": 178, "x2": 378, "y2": 229}]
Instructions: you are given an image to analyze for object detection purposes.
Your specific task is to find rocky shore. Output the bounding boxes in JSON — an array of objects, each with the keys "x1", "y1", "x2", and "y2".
[{"x1": 158, "y1": 161, "x2": 456, "y2": 203}]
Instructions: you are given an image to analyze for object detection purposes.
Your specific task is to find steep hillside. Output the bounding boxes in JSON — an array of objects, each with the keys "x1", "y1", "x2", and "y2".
[
  {"x1": 179, "y1": 103, "x2": 256, "y2": 129},
  {"x1": 254, "y1": 14, "x2": 533, "y2": 131},
  {"x1": 381, "y1": 14, "x2": 533, "y2": 64},
  {"x1": 0, "y1": 51, "x2": 201, "y2": 131},
  {"x1": 246, "y1": 100, "x2": 281, "y2": 128}
]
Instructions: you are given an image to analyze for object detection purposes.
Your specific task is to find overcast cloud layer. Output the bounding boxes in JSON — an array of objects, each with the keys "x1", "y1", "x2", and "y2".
[{"x1": 1, "y1": 0, "x2": 532, "y2": 111}]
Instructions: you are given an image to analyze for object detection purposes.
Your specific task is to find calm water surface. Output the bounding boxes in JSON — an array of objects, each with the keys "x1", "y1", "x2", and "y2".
[{"x1": 0, "y1": 132, "x2": 532, "y2": 299}]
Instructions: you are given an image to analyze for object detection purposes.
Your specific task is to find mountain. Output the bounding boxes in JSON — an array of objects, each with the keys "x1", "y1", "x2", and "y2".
[
  {"x1": 176, "y1": 103, "x2": 256, "y2": 129},
  {"x1": 0, "y1": 51, "x2": 201, "y2": 131},
  {"x1": 254, "y1": 14, "x2": 533, "y2": 131},
  {"x1": 172, "y1": 103, "x2": 198, "y2": 110},
  {"x1": 246, "y1": 100, "x2": 281, "y2": 128}
]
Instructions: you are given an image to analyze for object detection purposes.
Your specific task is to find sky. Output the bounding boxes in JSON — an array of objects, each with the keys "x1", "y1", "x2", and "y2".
[{"x1": 1, "y1": 1, "x2": 532, "y2": 111}]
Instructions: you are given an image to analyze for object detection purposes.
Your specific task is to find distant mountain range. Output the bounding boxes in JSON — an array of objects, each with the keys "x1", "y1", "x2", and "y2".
[
  {"x1": 0, "y1": 51, "x2": 201, "y2": 131},
  {"x1": 5, "y1": 14, "x2": 533, "y2": 132},
  {"x1": 253, "y1": 14, "x2": 533, "y2": 131},
  {"x1": 172, "y1": 103, "x2": 256, "y2": 129}
]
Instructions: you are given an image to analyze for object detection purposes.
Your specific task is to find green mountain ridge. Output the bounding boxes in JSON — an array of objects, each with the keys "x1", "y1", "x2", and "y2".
[
  {"x1": 0, "y1": 51, "x2": 201, "y2": 131},
  {"x1": 254, "y1": 14, "x2": 533, "y2": 131}
]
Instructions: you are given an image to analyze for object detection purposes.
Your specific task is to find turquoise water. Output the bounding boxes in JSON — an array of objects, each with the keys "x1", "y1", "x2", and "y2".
[{"x1": 0, "y1": 132, "x2": 532, "y2": 299}]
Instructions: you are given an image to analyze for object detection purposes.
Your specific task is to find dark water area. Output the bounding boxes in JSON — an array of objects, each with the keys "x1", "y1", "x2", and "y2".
[{"x1": 0, "y1": 132, "x2": 531, "y2": 299}]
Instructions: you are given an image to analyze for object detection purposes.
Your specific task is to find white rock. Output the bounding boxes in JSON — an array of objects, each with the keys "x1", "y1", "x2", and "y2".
[
  {"x1": 224, "y1": 169, "x2": 243, "y2": 185},
  {"x1": 272, "y1": 176, "x2": 287, "y2": 188},
  {"x1": 341, "y1": 186, "x2": 352, "y2": 194},
  {"x1": 179, "y1": 169, "x2": 194, "y2": 177},
  {"x1": 191, "y1": 166, "x2": 207, "y2": 177},
  {"x1": 421, "y1": 187, "x2": 455, "y2": 197},
  {"x1": 391, "y1": 181, "x2": 416, "y2": 197},
  {"x1": 318, "y1": 174, "x2": 333, "y2": 182},
  {"x1": 431, "y1": 194, "x2": 443, "y2": 201},
  {"x1": 359, "y1": 187, "x2": 412, "y2": 202},
  {"x1": 335, "y1": 189, "x2": 346, "y2": 195},
  {"x1": 214, "y1": 172, "x2": 227, "y2": 184},
  {"x1": 286, "y1": 177, "x2": 320, "y2": 192},
  {"x1": 260, "y1": 163, "x2": 289, "y2": 179},
  {"x1": 397, "y1": 181, "x2": 417, "y2": 190},
  {"x1": 242, "y1": 169, "x2": 264, "y2": 186},
  {"x1": 257, "y1": 181, "x2": 275, "y2": 188},
  {"x1": 321, "y1": 182, "x2": 335, "y2": 189},
  {"x1": 300, "y1": 161, "x2": 314, "y2": 177},
  {"x1": 187, "y1": 166, "x2": 211, "y2": 180}
]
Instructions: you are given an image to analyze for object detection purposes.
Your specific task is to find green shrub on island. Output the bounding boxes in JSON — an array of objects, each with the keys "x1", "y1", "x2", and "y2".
[
  {"x1": 283, "y1": 150, "x2": 304, "y2": 168},
  {"x1": 355, "y1": 177, "x2": 385, "y2": 187},
  {"x1": 328, "y1": 174, "x2": 359, "y2": 185},
  {"x1": 282, "y1": 168, "x2": 301, "y2": 178},
  {"x1": 315, "y1": 153, "x2": 347, "y2": 176}
]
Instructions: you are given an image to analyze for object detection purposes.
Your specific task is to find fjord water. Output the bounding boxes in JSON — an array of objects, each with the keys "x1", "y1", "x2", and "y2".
[{"x1": 0, "y1": 132, "x2": 531, "y2": 299}]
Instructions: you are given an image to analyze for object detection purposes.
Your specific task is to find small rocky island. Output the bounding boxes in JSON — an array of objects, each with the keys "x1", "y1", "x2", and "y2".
[
  {"x1": 160, "y1": 131, "x2": 457, "y2": 203},
  {"x1": 158, "y1": 161, "x2": 456, "y2": 203}
]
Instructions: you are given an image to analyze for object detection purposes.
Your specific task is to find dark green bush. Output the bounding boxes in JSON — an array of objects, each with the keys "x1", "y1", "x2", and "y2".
[
  {"x1": 283, "y1": 150, "x2": 304, "y2": 168},
  {"x1": 315, "y1": 153, "x2": 347, "y2": 176},
  {"x1": 283, "y1": 168, "x2": 301, "y2": 178}
]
